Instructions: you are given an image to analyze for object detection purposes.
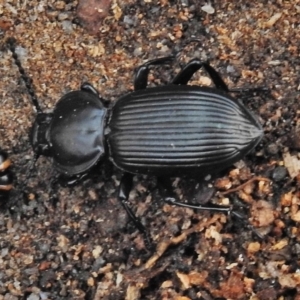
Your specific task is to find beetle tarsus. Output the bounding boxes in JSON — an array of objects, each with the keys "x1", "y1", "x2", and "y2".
[
  {"x1": 163, "y1": 197, "x2": 232, "y2": 214},
  {"x1": 118, "y1": 173, "x2": 153, "y2": 249},
  {"x1": 48, "y1": 175, "x2": 60, "y2": 208}
]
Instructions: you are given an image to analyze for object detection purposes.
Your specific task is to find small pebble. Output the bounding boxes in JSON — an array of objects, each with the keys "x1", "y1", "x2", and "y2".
[
  {"x1": 201, "y1": 2, "x2": 215, "y2": 14},
  {"x1": 27, "y1": 293, "x2": 39, "y2": 300},
  {"x1": 267, "y1": 143, "x2": 279, "y2": 155},
  {"x1": 272, "y1": 166, "x2": 287, "y2": 182},
  {"x1": 285, "y1": 128, "x2": 300, "y2": 150}
]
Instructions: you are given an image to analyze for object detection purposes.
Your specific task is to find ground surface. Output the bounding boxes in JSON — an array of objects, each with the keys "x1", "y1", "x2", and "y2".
[{"x1": 0, "y1": 1, "x2": 300, "y2": 299}]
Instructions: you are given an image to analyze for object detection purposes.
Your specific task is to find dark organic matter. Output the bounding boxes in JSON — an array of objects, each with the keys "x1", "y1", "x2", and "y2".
[{"x1": 77, "y1": 0, "x2": 112, "y2": 34}]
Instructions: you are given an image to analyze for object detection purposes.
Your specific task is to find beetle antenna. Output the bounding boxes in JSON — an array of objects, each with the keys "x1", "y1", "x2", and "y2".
[{"x1": 7, "y1": 38, "x2": 42, "y2": 114}]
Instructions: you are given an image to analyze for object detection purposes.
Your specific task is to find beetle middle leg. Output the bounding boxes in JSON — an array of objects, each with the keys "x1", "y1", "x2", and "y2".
[
  {"x1": 172, "y1": 59, "x2": 229, "y2": 91},
  {"x1": 118, "y1": 172, "x2": 153, "y2": 249},
  {"x1": 134, "y1": 56, "x2": 175, "y2": 90}
]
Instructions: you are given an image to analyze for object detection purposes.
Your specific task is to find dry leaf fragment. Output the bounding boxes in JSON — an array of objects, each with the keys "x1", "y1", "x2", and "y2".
[
  {"x1": 176, "y1": 272, "x2": 190, "y2": 290},
  {"x1": 264, "y1": 12, "x2": 282, "y2": 28},
  {"x1": 112, "y1": 0, "x2": 122, "y2": 20},
  {"x1": 281, "y1": 192, "x2": 293, "y2": 206},
  {"x1": 278, "y1": 274, "x2": 297, "y2": 288},
  {"x1": 201, "y1": 2, "x2": 215, "y2": 14},
  {"x1": 291, "y1": 196, "x2": 300, "y2": 222},
  {"x1": 189, "y1": 271, "x2": 208, "y2": 286},
  {"x1": 243, "y1": 277, "x2": 255, "y2": 293},
  {"x1": 215, "y1": 177, "x2": 232, "y2": 190},
  {"x1": 283, "y1": 152, "x2": 300, "y2": 179},
  {"x1": 270, "y1": 239, "x2": 288, "y2": 250},
  {"x1": 92, "y1": 245, "x2": 103, "y2": 258},
  {"x1": 72, "y1": 244, "x2": 85, "y2": 260},
  {"x1": 126, "y1": 283, "x2": 141, "y2": 300},
  {"x1": 57, "y1": 234, "x2": 70, "y2": 252},
  {"x1": 220, "y1": 271, "x2": 245, "y2": 299},
  {"x1": 39, "y1": 261, "x2": 51, "y2": 271},
  {"x1": 87, "y1": 277, "x2": 95, "y2": 286},
  {"x1": 23, "y1": 255, "x2": 34, "y2": 265},
  {"x1": 77, "y1": 0, "x2": 112, "y2": 34},
  {"x1": 251, "y1": 200, "x2": 275, "y2": 227},
  {"x1": 161, "y1": 280, "x2": 173, "y2": 288},
  {"x1": 247, "y1": 242, "x2": 261, "y2": 254}
]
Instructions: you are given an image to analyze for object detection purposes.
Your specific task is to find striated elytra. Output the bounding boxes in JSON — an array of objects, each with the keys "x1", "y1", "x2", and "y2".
[
  {"x1": 8, "y1": 38, "x2": 263, "y2": 247},
  {"x1": 108, "y1": 84, "x2": 263, "y2": 176}
]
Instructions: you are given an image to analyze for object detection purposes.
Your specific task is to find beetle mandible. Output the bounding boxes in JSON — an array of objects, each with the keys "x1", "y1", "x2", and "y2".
[{"x1": 8, "y1": 38, "x2": 263, "y2": 245}]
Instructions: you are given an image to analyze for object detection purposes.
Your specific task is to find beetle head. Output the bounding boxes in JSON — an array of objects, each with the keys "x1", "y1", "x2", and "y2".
[{"x1": 30, "y1": 113, "x2": 53, "y2": 157}]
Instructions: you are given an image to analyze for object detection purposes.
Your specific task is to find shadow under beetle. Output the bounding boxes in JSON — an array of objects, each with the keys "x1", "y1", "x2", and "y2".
[
  {"x1": 8, "y1": 38, "x2": 263, "y2": 246},
  {"x1": 0, "y1": 150, "x2": 13, "y2": 202}
]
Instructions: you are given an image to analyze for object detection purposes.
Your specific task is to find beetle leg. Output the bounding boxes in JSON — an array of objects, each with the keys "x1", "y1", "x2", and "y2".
[
  {"x1": 158, "y1": 179, "x2": 264, "y2": 237},
  {"x1": 159, "y1": 177, "x2": 257, "y2": 217},
  {"x1": 163, "y1": 197, "x2": 233, "y2": 213},
  {"x1": 172, "y1": 59, "x2": 229, "y2": 91},
  {"x1": 134, "y1": 56, "x2": 175, "y2": 90},
  {"x1": 80, "y1": 82, "x2": 99, "y2": 96},
  {"x1": 47, "y1": 174, "x2": 60, "y2": 208},
  {"x1": 80, "y1": 82, "x2": 110, "y2": 106},
  {"x1": 158, "y1": 177, "x2": 231, "y2": 212},
  {"x1": 118, "y1": 173, "x2": 153, "y2": 248},
  {"x1": 168, "y1": 199, "x2": 264, "y2": 238}
]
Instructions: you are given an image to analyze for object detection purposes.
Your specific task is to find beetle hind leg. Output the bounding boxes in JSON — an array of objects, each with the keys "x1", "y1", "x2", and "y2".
[
  {"x1": 158, "y1": 177, "x2": 231, "y2": 213},
  {"x1": 158, "y1": 177, "x2": 263, "y2": 237},
  {"x1": 134, "y1": 56, "x2": 175, "y2": 90},
  {"x1": 172, "y1": 59, "x2": 229, "y2": 91}
]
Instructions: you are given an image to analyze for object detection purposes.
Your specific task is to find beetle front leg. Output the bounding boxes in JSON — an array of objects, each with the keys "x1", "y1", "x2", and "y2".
[
  {"x1": 118, "y1": 173, "x2": 153, "y2": 248},
  {"x1": 80, "y1": 82, "x2": 99, "y2": 96},
  {"x1": 134, "y1": 56, "x2": 175, "y2": 90},
  {"x1": 172, "y1": 59, "x2": 229, "y2": 91},
  {"x1": 80, "y1": 82, "x2": 110, "y2": 106}
]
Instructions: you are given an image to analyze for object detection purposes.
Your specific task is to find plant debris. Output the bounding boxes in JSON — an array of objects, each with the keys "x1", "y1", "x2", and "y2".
[{"x1": 0, "y1": 1, "x2": 300, "y2": 299}]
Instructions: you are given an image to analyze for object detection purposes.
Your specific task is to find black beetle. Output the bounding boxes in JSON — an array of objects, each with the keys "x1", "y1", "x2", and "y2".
[
  {"x1": 0, "y1": 150, "x2": 13, "y2": 202},
  {"x1": 8, "y1": 38, "x2": 263, "y2": 244}
]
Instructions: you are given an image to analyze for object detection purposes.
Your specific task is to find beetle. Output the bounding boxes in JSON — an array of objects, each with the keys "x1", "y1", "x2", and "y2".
[
  {"x1": 8, "y1": 37, "x2": 263, "y2": 244},
  {"x1": 0, "y1": 150, "x2": 13, "y2": 203}
]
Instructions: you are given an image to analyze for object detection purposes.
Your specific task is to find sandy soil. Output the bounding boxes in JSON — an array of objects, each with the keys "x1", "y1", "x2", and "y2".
[{"x1": 0, "y1": 1, "x2": 300, "y2": 299}]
